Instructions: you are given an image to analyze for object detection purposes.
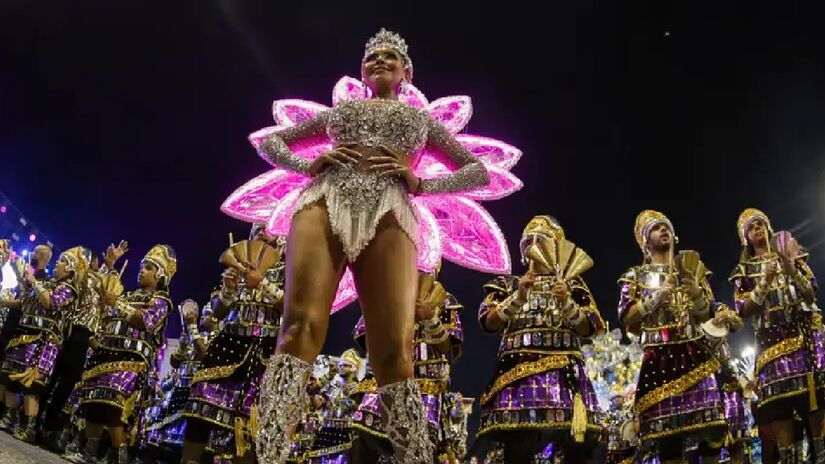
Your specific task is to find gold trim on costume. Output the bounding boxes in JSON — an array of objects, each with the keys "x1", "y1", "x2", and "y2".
[
  {"x1": 634, "y1": 358, "x2": 720, "y2": 414},
  {"x1": 478, "y1": 420, "x2": 602, "y2": 436},
  {"x1": 193, "y1": 361, "x2": 245, "y2": 384},
  {"x1": 350, "y1": 421, "x2": 388, "y2": 439},
  {"x1": 756, "y1": 386, "x2": 808, "y2": 409},
  {"x1": 351, "y1": 378, "x2": 377, "y2": 395},
  {"x1": 480, "y1": 354, "x2": 571, "y2": 405},
  {"x1": 9, "y1": 367, "x2": 39, "y2": 388},
  {"x1": 417, "y1": 379, "x2": 448, "y2": 395},
  {"x1": 6, "y1": 334, "x2": 41, "y2": 350},
  {"x1": 81, "y1": 361, "x2": 146, "y2": 382},
  {"x1": 756, "y1": 335, "x2": 804, "y2": 374},
  {"x1": 192, "y1": 345, "x2": 254, "y2": 385},
  {"x1": 640, "y1": 418, "x2": 727, "y2": 441},
  {"x1": 120, "y1": 391, "x2": 139, "y2": 423}
]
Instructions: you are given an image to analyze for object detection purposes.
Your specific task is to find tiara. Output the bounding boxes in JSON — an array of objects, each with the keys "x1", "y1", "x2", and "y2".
[{"x1": 365, "y1": 28, "x2": 409, "y2": 58}]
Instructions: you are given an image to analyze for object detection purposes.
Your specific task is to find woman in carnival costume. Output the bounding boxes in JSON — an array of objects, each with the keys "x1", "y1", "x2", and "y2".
[
  {"x1": 218, "y1": 26, "x2": 523, "y2": 464},
  {"x1": 472, "y1": 216, "x2": 606, "y2": 464},
  {"x1": 730, "y1": 208, "x2": 823, "y2": 463},
  {"x1": 76, "y1": 244, "x2": 176, "y2": 464}
]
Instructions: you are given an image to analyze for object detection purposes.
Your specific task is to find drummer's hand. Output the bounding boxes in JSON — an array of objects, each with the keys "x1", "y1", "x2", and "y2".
[
  {"x1": 550, "y1": 281, "x2": 571, "y2": 305},
  {"x1": 415, "y1": 300, "x2": 438, "y2": 323},
  {"x1": 712, "y1": 311, "x2": 731, "y2": 327},
  {"x1": 517, "y1": 271, "x2": 536, "y2": 301},
  {"x1": 657, "y1": 278, "x2": 675, "y2": 303},
  {"x1": 222, "y1": 268, "x2": 241, "y2": 292},
  {"x1": 682, "y1": 276, "x2": 703, "y2": 300},
  {"x1": 764, "y1": 260, "x2": 779, "y2": 285},
  {"x1": 779, "y1": 253, "x2": 796, "y2": 275}
]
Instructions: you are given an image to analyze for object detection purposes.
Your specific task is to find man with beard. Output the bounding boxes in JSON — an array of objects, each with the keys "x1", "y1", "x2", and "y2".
[{"x1": 619, "y1": 210, "x2": 726, "y2": 464}]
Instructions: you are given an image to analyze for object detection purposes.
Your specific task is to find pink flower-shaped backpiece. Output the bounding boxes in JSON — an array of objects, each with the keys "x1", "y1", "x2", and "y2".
[{"x1": 222, "y1": 76, "x2": 523, "y2": 312}]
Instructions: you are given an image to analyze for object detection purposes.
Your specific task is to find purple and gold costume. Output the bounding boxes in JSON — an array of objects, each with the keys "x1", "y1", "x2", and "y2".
[
  {"x1": 472, "y1": 216, "x2": 605, "y2": 464},
  {"x1": 76, "y1": 287, "x2": 172, "y2": 426},
  {"x1": 182, "y1": 263, "x2": 283, "y2": 460},
  {"x1": 729, "y1": 209, "x2": 822, "y2": 415},
  {"x1": 1, "y1": 279, "x2": 77, "y2": 393},
  {"x1": 474, "y1": 274, "x2": 605, "y2": 459},
  {"x1": 1, "y1": 247, "x2": 88, "y2": 396},
  {"x1": 618, "y1": 263, "x2": 725, "y2": 442},
  {"x1": 619, "y1": 211, "x2": 725, "y2": 449}
]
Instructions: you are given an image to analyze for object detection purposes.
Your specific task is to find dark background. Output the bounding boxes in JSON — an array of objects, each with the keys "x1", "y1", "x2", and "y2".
[{"x1": 2, "y1": 0, "x2": 825, "y2": 439}]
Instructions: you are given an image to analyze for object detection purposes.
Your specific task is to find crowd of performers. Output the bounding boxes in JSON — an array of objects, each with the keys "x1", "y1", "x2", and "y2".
[
  {"x1": 0, "y1": 206, "x2": 821, "y2": 464},
  {"x1": 1, "y1": 28, "x2": 824, "y2": 464}
]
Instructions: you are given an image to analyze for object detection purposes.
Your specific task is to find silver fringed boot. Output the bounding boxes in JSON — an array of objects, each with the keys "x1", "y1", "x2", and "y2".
[
  {"x1": 255, "y1": 353, "x2": 312, "y2": 464},
  {"x1": 379, "y1": 378, "x2": 434, "y2": 464}
]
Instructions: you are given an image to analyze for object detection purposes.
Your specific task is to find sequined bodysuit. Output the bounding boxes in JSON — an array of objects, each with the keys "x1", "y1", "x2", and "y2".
[{"x1": 260, "y1": 98, "x2": 489, "y2": 261}]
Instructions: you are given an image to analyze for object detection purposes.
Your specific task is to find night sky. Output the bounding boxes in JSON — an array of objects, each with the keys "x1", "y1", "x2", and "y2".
[{"x1": 2, "y1": 0, "x2": 825, "y2": 437}]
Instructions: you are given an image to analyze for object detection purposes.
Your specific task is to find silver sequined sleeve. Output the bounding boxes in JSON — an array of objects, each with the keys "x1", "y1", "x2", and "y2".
[
  {"x1": 258, "y1": 111, "x2": 330, "y2": 174},
  {"x1": 418, "y1": 118, "x2": 490, "y2": 194}
]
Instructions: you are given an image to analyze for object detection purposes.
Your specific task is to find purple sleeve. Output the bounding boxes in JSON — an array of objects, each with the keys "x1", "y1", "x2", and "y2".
[
  {"x1": 142, "y1": 297, "x2": 170, "y2": 333},
  {"x1": 478, "y1": 276, "x2": 513, "y2": 334},
  {"x1": 571, "y1": 280, "x2": 605, "y2": 335},
  {"x1": 447, "y1": 307, "x2": 464, "y2": 361},
  {"x1": 618, "y1": 280, "x2": 636, "y2": 322},
  {"x1": 732, "y1": 276, "x2": 754, "y2": 315},
  {"x1": 49, "y1": 284, "x2": 76, "y2": 310},
  {"x1": 448, "y1": 309, "x2": 464, "y2": 343},
  {"x1": 352, "y1": 316, "x2": 367, "y2": 352},
  {"x1": 797, "y1": 257, "x2": 818, "y2": 292}
]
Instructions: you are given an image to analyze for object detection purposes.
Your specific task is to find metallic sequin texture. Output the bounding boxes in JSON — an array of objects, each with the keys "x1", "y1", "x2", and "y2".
[{"x1": 258, "y1": 98, "x2": 488, "y2": 261}]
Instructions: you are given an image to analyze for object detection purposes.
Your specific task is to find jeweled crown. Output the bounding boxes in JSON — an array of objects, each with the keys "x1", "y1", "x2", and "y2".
[
  {"x1": 365, "y1": 28, "x2": 409, "y2": 58},
  {"x1": 364, "y1": 28, "x2": 412, "y2": 74}
]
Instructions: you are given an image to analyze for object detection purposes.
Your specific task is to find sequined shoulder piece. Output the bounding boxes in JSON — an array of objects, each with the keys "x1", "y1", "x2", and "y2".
[
  {"x1": 444, "y1": 293, "x2": 462, "y2": 311},
  {"x1": 618, "y1": 267, "x2": 639, "y2": 285},
  {"x1": 728, "y1": 264, "x2": 746, "y2": 282},
  {"x1": 483, "y1": 275, "x2": 517, "y2": 293}
]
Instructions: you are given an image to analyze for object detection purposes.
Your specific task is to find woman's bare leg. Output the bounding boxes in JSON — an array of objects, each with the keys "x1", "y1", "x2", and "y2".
[
  {"x1": 352, "y1": 214, "x2": 416, "y2": 385},
  {"x1": 277, "y1": 201, "x2": 347, "y2": 360},
  {"x1": 257, "y1": 201, "x2": 346, "y2": 464},
  {"x1": 351, "y1": 213, "x2": 432, "y2": 463}
]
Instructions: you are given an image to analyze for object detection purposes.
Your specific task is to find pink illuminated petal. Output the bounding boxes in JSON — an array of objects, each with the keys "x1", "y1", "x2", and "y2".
[
  {"x1": 456, "y1": 135, "x2": 522, "y2": 170},
  {"x1": 332, "y1": 268, "x2": 358, "y2": 313},
  {"x1": 465, "y1": 166, "x2": 523, "y2": 201},
  {"x1": 332, "y1": 76, "x2": 369, "y2": 105},
  {"x1": 412, "y1": 151, "x2": 446, "y2": 174},
  {"x1": 221, "y1": 169, "x2": 311, "y2": 223},
  {"x1": 272, "y1": 99, "x2": 329, "y2": 126},
  {"x1": 265, "y1": 189, "x2": 303, "y2": 237},
  {"x1": 426, "y1": 96, "x2": 473, "y2": 134},
  {"x1": 411, "y1": 199, "x2": 442, "y2": 273},
  {"x1": 419, "y1": 196, "x2": 511, "y2": 274},
  {"x1": 249, "y1": 126, "x2": 333, "y2": 161},
  {"x1": 400, "y1": 83, "x2": 428, "y2": 109}
]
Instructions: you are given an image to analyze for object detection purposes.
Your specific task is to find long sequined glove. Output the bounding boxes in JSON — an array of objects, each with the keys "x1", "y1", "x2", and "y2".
[{"x1": 258, "y1": 113, "x2": 330, "y2": 174}]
